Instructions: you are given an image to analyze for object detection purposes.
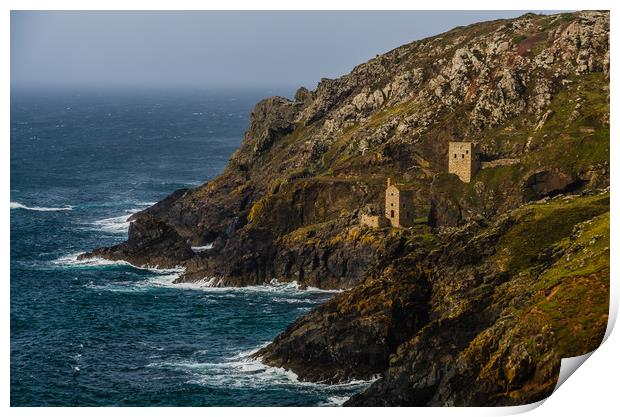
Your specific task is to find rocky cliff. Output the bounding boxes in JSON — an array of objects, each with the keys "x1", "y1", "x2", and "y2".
[
  {"x1": 257, "y1": 191, "x2": 609, "y2": 406},
  {"x1": 81, "y1": 11, "x2": 610, "y2": 406}
]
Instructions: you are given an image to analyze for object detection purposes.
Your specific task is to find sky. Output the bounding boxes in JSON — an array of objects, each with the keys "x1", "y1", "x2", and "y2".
[{"x1": 11, "y1": 11, "x2": 564, "y2": 91}]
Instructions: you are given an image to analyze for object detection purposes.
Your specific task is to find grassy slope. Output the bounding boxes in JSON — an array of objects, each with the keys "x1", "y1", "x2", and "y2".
[{"x1": 460, "y1": 192, "x2": 609, "y2": 404}]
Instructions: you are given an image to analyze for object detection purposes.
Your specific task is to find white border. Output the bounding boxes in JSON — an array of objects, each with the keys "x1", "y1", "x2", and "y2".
[{"x1": 3, "y1": 1, "x2": 617, "y2": 416}]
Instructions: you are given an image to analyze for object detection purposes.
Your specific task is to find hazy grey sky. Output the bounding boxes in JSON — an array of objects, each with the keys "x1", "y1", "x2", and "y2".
[{"x1": 11, "y1": 11, "x2": 562, "y2": 90}]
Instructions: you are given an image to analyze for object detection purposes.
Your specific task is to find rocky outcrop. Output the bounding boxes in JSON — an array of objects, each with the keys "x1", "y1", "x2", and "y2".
[
  {"x1": 78, "y1": 216, "x2": 193, "y2": 268},
  {"x1": 176, "y1": 219, "x2": 401, "y2": 290},
  {"x1": 247, "y1": 97, "x2": 305, "y2": 154},
  {"x1": 255, "y1": 256, "x2": 432, "y2": 382}
]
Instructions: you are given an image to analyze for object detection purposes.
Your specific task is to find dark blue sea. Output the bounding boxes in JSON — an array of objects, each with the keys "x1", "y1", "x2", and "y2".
[{"x1": 10, "y1": 89, "x2": 371, "y2": 406}]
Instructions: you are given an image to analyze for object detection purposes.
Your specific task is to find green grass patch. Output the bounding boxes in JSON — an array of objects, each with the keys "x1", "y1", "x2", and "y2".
[{"x1": 497, "y1": 193, "x2": 609, "y2": 275}]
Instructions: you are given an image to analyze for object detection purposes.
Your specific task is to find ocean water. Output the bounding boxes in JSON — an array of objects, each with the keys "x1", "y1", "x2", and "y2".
[{"x1": 10, "y1": 89, "x2": 372, "y2": 406}]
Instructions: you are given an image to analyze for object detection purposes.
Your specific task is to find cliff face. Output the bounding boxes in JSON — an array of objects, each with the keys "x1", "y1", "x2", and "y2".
[
  {"x1": 258, "y1": 191, "x2": 608, "y2": 406},
  {"x1": 80, "y1": 11, "x2": 610, "y2": 406},
  {"x1": 83, "y1": 11, "x2": 609, "y2": 290}
]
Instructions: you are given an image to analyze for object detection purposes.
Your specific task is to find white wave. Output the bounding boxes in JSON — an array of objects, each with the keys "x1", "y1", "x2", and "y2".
[
  {"x1": 87, "y1": 203, "x2": 153, "y2": 234},
  {"x1": 138, "y1": 272, "x2": 188, "y2": 289},
  {"x1": 164, "y1": 278, "x2": 341, "y2": 295},
  {"x1": 53, "y1": 253, "x2": 132, "y2": 268},
  {"x1": 54, "y1": 253, "x2": 339, "y2": 296},
  {"x1": 10, "y1": 201, "x2": 73, "y2": 211},
  {"x1": 306, "y1": 285, "x2": 344, "y2": 294},
  {"x1": 53, "y1": 252, "x2": 184, "y2": 274},
  {"x1": 90, "y1": 210, "x2": 139, "y2": 234},
  {"x1": 263, "y1": 279, "x2": 342, "y2": 294},
  {"x1": 120, "y1": 275, "x2": 342, "y2": 295},
  {"x1": 148, "y1": 344, "x2": 377, "y2": 398},
  {"x1": 82, "y1": 269, "x2": 186, "y2": 293},
  {"x1": 224, "y1": 342, "x2": 271, "y2": 360},
  {"x1": 191, "y1": 243, "x2": 213, "y2": 252},
  {"x1": 142, "y1": 276, "x2": 290, "y2": 293},
  {"x1": 271, "y1": 297, "x2": 321, "y2": 305},
  {"x1": 148, "y1": 354, "x2": 299, "y2": 389},
  {"x1": 321, "y1": 396, "x2": 351, "y2": 407},
  {"x1": 52, "y1": 254, "x2": 289, "y2": 293}
]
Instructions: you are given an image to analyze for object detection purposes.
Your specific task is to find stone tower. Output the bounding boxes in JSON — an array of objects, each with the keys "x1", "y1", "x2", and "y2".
[
  {"x1": 385, "y1": 177, "x2": 415, "y2": 228},
  {"x1": 448, "y1": 141, "x2": 480, "y2": 183}
]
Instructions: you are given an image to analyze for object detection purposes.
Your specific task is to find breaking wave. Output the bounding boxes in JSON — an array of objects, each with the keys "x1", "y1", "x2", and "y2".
[
  {"x1": 52, "y1": 253, "x2": 183, "y2": 273},
  {"x1": 87, "y1": 202, "x2": 154, "y2": 234},
  {"x1": 167, "y1": 278, "x2": 342, "y2": 294},
  {"x1": 147, "y1": 343, "x2": 377, "y2": 404},
  {"x1": 91, "y1": 213, "x2": 134, "y2": 233},
  {"x1": 53, "y1": 253, "x2": 337, "y2": 296},
  {"x1": 85, "y1": 273, "x2": 341, "y2": 295},
  {"x1": 321, "y1": 396, "x2": 352, "y2": 407},
  {"x1": 191, "y1": 243, "x2": 213, "y2": 252},
  {"x1": 10, "y1": 201, "x2": 73, "y2": 211},
  {"x1": 53, "y1": 253, "x2": 133, "y2": 268},
  {"x1": 89, "y1": 209, "x2": 142, "y2": 234}
]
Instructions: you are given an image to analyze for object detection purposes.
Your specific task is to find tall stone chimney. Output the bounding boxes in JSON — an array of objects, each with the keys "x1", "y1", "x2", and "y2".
[{"x1": 387, "y1": 177, "x2": 391, "y2": 188}]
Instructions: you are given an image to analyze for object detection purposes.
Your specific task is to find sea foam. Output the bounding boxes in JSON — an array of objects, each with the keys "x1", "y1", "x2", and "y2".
[
  {"x1": 191, "y1": 243, "x2": 213, "y2": 252},
  {"x1": 167, "y1": 278, "x2": 341, "y2": 294},
  {"x1": 148, "y1": 342, "x2": 376, "y2": 403},
  {"x1": 90, "y1": 210, "x2": 140, "y2": 234},
  {"x1": 53, "y1": 252, "x2": 184, "y2": 273},
  {"x1": 88, "y1": 202, "x2": 154, "y2": 234},
  {"x1": 54, "y1": 253, "x2": 339, "y2": 295}
]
